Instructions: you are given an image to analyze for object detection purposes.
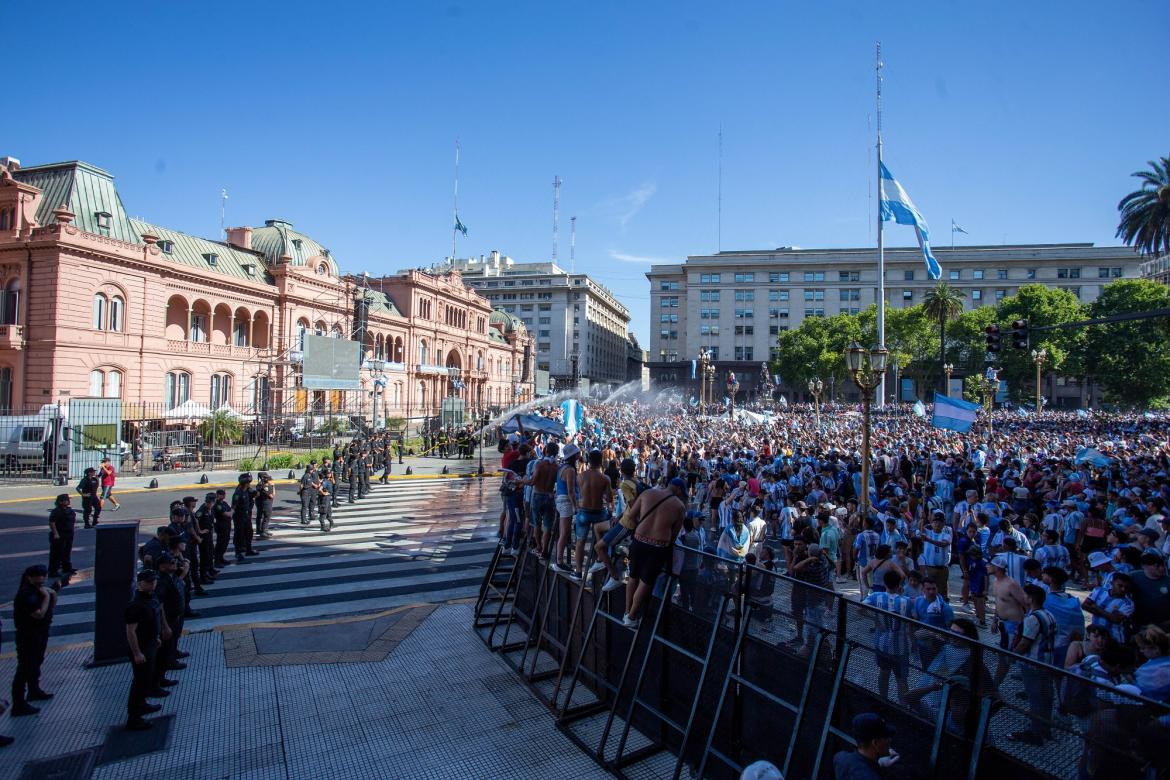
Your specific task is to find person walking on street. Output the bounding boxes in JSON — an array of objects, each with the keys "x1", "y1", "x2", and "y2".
[
  {"x1": 47, "y1": 494, "x2": 77, "y2": 576},
  {"x1": 98, "y1": 456, "x2": 120, "y2": 511},
  {"x1": 77, "y1": 467, "x2": 102, "y2": 528},
  {"x1": 10, "y1": 564, "x2": 59, "y2": 717},
  {"x1": 123, "y1": 569, "x2": 162, "y2": 731}
]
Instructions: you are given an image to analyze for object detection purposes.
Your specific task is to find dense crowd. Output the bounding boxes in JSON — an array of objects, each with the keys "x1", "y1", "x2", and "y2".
[{"x1": 497, "y1": 399, "x2": 1170, "y2": 759}]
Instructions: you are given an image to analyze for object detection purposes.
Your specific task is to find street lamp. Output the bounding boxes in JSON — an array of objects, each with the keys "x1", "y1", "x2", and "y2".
[
  {"x1": 845, "y1": 342, "x2": 888, "y2": 520},
  {"x1": 1031, "y1": 348, "x2": 1048, "y2": 415},
  {"x1": 943, "y1": 363, "x2": 954, "y2": 399},
  {"x1": 726, "y1": 372, "x2": 740, "y2": 417},
  {"x1": 976, "y1": 367, "x2": 1000, "y2": 437},
  {"x1": 807, "y1": 378, "x2": 824, "y2": 432},
  {"x1": 697, "y1": 348, "x2": 712, "y2": 408}
]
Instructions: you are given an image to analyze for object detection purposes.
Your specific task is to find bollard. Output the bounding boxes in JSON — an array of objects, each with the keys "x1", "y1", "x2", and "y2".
[
  {"x1": 442, "y1": 465, "x2": 449, "y2": 475},
  {"x1": 148, "y1": 478, "x2": 159, "y2": 489},
  {"x1": 288, "y1": 470, "x2": 296, "y2": 480},
  {"x1": 199, "y1": 474, "x2": 209, "y2": 484},
  {"x1": 406, "y1": 466, "x2": 413, "y2": 475}
]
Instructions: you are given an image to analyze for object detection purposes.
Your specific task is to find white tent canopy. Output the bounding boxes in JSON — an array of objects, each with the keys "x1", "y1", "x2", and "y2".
[{"x1": 164, "y1": 400, "x2": 212, "y2": 420}]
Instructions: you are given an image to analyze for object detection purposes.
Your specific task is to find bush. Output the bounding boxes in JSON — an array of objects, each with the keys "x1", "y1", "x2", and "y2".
[
  {"x1": 239, "y1": 457, "x2": 257, "y2": 472},
  {"x1": 266, "y1": 454, "x2": 293, "y2": 469}
]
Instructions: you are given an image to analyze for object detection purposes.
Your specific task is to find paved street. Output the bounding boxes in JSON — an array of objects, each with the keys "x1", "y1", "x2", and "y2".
[{"x1": 1, "y1": 474, "x2": 503, "y2": 647}]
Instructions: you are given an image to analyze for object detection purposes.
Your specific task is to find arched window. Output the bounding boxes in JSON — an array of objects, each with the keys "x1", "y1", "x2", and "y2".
[
  {"x1": 316, "y1": 263, "x2": 328, "y2": 275},
  {"x1": 92, "y1": 293, "x2": 108, "y2": 330},
  {"x1": 210, "y1": 373, "x2": 233, "y2": 409},
  {"x1": 89, "y1": 370, "x2": 103, "y2": 397},
  {"x1": 109, "y1": 295, "x2": 124, "y2": 332},
  {"x1": 418, "y1": 339, "x2": 428, "y2": 365},
  {"x1": 0, "y1": 366, "x2": 11, "y2": 412},
  {"x1": 296, "y1": 318, "x2": 310, "y2": 349},
  {"x1": 233, "y1": 316, "x2": 249, "y2": 347},
  {"x1": 1, "y1": 279, "x2": 19, "y2": 325},
  {"x1": 106, "y1": 370, "x2": 122, "y2": 398},
  {"x1": 164, "y1": 371, "x2": 190, "y2": 410},
  {"x1": 0, "y1": 209, "x2": 11, "y2": 231},
  {"x1": 314, "y1": 320, "x2": 326, "y2": 337},
  {"x1": 331, "y1": 324, "x2": 343, "y2": 339}
]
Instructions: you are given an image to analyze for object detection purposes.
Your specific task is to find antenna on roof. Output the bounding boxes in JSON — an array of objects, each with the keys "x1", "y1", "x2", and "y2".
[
  {"x1": 552, "y1": 175, "x2": 561, "y2": 264},
  {"x1": 570, "y1": 216, "x2": 576, "y2": 274},
  {"x1": 220, "y1": 189, "x2": 228, "y2": 239}
]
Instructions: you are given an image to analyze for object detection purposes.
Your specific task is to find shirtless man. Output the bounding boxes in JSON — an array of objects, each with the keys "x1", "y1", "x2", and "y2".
[
  {"x1": 530, "y1": 443, "x2": 559, "y2": 559},
  {"x1": 623, "y1": 477, "x2": 687, "y2": 628},
  {"x1": 573, "y1": 450, "x2": 614, "y2": 580},
  {"x1": 989, "y1": 555, "x2": 1029, "y2": 683}
]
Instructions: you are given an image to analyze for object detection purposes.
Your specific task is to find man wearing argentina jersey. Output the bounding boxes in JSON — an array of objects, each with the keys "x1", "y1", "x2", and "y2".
[
  {"x1": 996, "y1": 539, "x2": 1030, "y2": 589},
  {"x1": 854, "y1": 522, "x2": 881, "y2": 598},
  {"x1": 921, "y1": 511, "x2": 953, "y2": 601},
  {"x1": 1083, "y1": 571, "x2": 1135, "y2": 644},
  {"x1": 1033, "y1": 530, "x2": 1071, "y2": 574},
  {"x1": 863, "y1": 569, "x2": 914, "y2": 702}
]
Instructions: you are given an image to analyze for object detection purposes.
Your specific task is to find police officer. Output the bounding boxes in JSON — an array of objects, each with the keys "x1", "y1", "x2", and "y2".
[
  {"x1": 331, "y1": 453, "x2": 345, "y2": 505},
  {"x1": 177, "y1": 497, "x2": 207, "y2": 595},
  {"x1": 255, "y1": 472, "x2": 275, "y2": 539},
  {"x1": 346, "y1": 451, "x2": 358, "y2": 503},
  {"x1": 397, "y1": 434, "x2": 404, "y2": 464},
  {"x1": 10, "y1": 564, "x2": 58, "y2": 716},
  {"x1": 124, "y1": 569, "x2": 163, "y2": 731},
  {"x1": 194, "y1": 493, "x2": 218, "y2": 583},
  {"x1": 359, "y1": 447, "x2": 372, "y2": 498},
  {"x1": 299, "y1": 462, "x2": 320, "y2": 525},
  {"x1": 212, "y1": 489, "x2": 233, "y2": 568},
  {"x1": 318, "y1": 468, "x2": 334, "y2": 532},
  {"x1": 232, "y1": 474, "x2": 257, "y2": 562},
  {"x1": 47, "y1": 494, "x2": 77, "y2": 577},
  {"x1": 77, "y1": 467, "x2": 102, "y2": 528},
  {"x1": 153, "y1": 554, "x2": 185, "y2": 692}
]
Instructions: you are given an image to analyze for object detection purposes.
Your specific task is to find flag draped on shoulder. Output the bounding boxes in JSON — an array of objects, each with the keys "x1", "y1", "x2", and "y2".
[
  {"x1": 880, "y1": 162, "x2": 941, "y2": 280},
  {"x1": 931, "y1": 392, "x2": 980, "y2": 433}
]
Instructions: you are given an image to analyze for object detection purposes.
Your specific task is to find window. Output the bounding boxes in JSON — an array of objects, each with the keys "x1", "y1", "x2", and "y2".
[
  {"x1": 803, "y1": 289, "x2": 825, "y2": 301},
  {"x1": 972, "y1": 270, "x2": 984, "y2": 280},
  {"x1": 89, "y1": 370, "x2": 103, "y2": 397},
  {"x1": 903, "y1": 270, "x2": 915, "y2": 281},
  {"x1": 700, "y1": 325, "x2": 720, "y2": 336},
  {"x1": 1099, "y1": 266, "x2": 1122, "y2": 278},
  {"x1": 841, "y1": 307, "x2": 860, "y2": 316},
  {"x1": 538, "y1": 304, "x2": 551, "y2": 311},
  {"x1": 734, "y1": 308, "x2": 753, "y2": 319},
  {"x1": 191, "y1": 314, "x2": 208, "y2": 342},
  {"x1": 769, "y1": 289, "x2": 789, "y2": 301},
  {"x1": 700, "y1": 308, "x2": 720, "y2": 319},
  {"x1": 538, "y1": 342, "x2": 550, "y2": 353},
  {"x1": 700, "y1": 273, "x2": 721, "y2": 283},
  {"x1": 203, "y1": 253, "x2": 219, "y2": 267},
  {"x1": 839, "y1": 271, "x2": 860, "y2": 282},
  {"x1": 158, "y1": 240, "x2": 174, "y2": 254},
  {"x1": 106, "y1": 370, "x2": 122, "y2": 398},
  {"x1": 734, "y1": 347, "x2": 754, "y2": 360},
  {"x1": 734, "y1": 290, "x2": 754, "y2": 301},
  {"x1": 734, "y1": 325, "x2": 754, "y2": 336},
  {"x1": 1061, "y1": 286, "x2": 1082, "y2": 299},
  {"x1": 902, "y1": 290, "x2": 913, "y2": 300},
  {"x1": 840, "y1": 288, "x2": 860, "y2": 302},
  {"x1": 92, "y1": 294, "x2": 107, "y2": 330},
  {"x1": 316, "y1": 264, "x2": 328, "y2": 275},
  {"x1": 538, "y1": 316, "x2": 550, "y2": 325},
  {"x1": 769, "y1": 308, "x2": 788, "y2": 319},
  {"x1": 659, "y1": 281, "x2": 680, "y2": 291},
  {"x1": 804, "y1": 308, "x2": 825, "y2": 318},
  {"x1": 109, "y1": 295, "x2": 124, "y2": 332},
  {"x1": 971, "y1": 290, "x2": 983, "y2": 302},
  {"x1": 0, "y1": 366, "x2": 10, "y2": 412},
  {"x1": 1057, "y1": 268, "x2": 1081, "y2": 279},
  {"x1": 210, "y1": 374, "x2": 232, "y2": 409},
  {"x1": 292, "y1": 238, "x2": 303, "y2": 250},
  {"x1": 996, "y1": 269, "x2": 1008, "y2": 280},
  {"x1": 802, "y1": 271, "x2": 825, "y2": 282},
  {"x1": 164, "y1": 371, "x2": 190, "y2": 410},
  {"x1": 0, "y1": 280, "x2": 18, "y2": 325},
  {"x1": 769, "y1": 325, "x2": 779, "y2": 336},
  {"x1": 948, "y1": 270, "x2": 960, "y2": 281},
  {"x1": 94, "y1": 211, "x2": 112, "y2": 230},
  {"x1": 700, "y1": 290, "x2": 720, "y2": 302},
  {"x1": 1026, "y1": 269, "x2": 1037, "y2": 280},
  {"x1": 660, "y1": 296, "x2": 679, "y2": 307},
  {"x1": 418, "y1": 340, "x2": 428, "y2": 365},
  {"x1": 0, "y1": 209, "x2": 10, "y2": 230},
  {"x1": 734, "y1": 272, "x2": 755, "y2": 283}
]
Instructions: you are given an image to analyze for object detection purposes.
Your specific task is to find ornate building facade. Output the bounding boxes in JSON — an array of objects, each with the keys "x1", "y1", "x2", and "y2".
[{"x1": 0, "y1": 157, "x2": 533, "y2": 422}]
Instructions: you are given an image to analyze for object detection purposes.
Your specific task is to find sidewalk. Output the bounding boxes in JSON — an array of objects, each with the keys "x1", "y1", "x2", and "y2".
[
  {"x1": 0, "y1": 449, "x2": 498, "y2": 504},
  {"x1": 0, "y1": 602, "x2": 598, "y2": 780}
]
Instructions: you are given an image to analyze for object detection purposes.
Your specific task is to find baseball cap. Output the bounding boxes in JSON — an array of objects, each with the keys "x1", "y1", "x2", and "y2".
[
  {"x1": 669, "y1": 477, "x2": 688, "y2": 493},
  {"x1": 1140, "y1": 550, "x2": 1166, "y2": 566},
  {"x1": 851, "y1": 712, "x2": 896, "y2": 743}
]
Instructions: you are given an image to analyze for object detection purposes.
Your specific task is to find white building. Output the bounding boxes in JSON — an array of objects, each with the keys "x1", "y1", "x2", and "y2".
[{"x1": 432, "y1": 251, "x2": 631, "y2": 390}]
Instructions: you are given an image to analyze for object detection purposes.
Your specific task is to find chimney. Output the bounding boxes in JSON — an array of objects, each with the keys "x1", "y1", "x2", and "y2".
[
  {"x1": 226, "y1": 226, "x2": 253, "y2": 250},
  {"x1": 0, "y1": 156, "x2": 20, "y2": 171},
  {"x1": 490, "y1": 249, "x2": 500, "y2": 266}
]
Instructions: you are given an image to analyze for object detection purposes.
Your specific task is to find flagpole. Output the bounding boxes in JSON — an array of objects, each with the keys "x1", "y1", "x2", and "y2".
[
  {"x1": 452, "y1": 140, "x2": 460, "y2": 262},
  {"x1": 876, "y1": 41, "x2": 886, "y2": 408}
]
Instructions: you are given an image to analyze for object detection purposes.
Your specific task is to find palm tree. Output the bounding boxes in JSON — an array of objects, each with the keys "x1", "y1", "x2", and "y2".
[
  {"x1": 1117, "y1": 156, "x2": 1170, "y2": 258},
  {"x1": 923, "y1": 282, "x2": 966, "y2": 393}
]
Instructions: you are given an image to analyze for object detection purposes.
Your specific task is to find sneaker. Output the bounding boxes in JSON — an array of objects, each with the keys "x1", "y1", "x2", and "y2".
[
  {"x1": 621, "y1": 615, "x2": 641, "y2": 629},
  {"x1": 568, "y1": 570, "x2": 582, "y2": 581},
  {"x1": 27, "y1": 690, "x2": 53, "y2": 701},
  {"x1": 549, "y1": 563, "x2": 566, "y2": 574},
  {"x1": 602, "y1": 576, "x2": 624, "y2": 592},
  {"x1": 587, "y1": 561, "x2": 607, "y2": 575}
]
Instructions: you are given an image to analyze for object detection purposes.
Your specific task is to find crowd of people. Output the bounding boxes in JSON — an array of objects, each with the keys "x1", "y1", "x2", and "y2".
[{"x1": 496, "y1": 398, "x2": 1170, "y2": 766}]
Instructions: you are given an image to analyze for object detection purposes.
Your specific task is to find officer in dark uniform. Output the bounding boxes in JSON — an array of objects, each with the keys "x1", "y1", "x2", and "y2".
[
  {"x1": 212, "y1": 489, "x2": 233, "y2": 568},
  {"x1": 254, "y1": 472, "x2": 275, "y2": 538},
  {"x1": 10, "y1": 564, "x2": 58, "y2": 716},
  {"x1": 47, "y1": 494, "x2": 77, "y2": 577},
  {"x1": 194, "y1": 493, "x2": 218, "y2": 583},
  {"x1": 77, "y1": 467, "x2": 102, "y2": 528},
  {"x1": 318, "y1": 469, "x2": 334, "y2": 531},
  {"x1": 124, "y1": 568, "x2": 162, "y2": 731},
  {"x1": 345, "y1": 451, "x2": 358, "y2": 503},
  {"x1": 299, "y1": 462, "x2": 320, "y2": 525},
  {"x1": 359, "y1": 448, "x2": 372, "y2": 497},
  {"x1": 231, "y1": 474, "x2": 257, "y2": 562},
  {"x1": 153, "y1": 554, "x2": 184, "y2": 692},
  {"x1": 397, "y1": 434, "x2": 404, "y2": 464},
  {"x1": 177, "y1": 497, "x2": 206, "y2": 595},
  {"x1": 331, "y1": 454, "x2": 345, "y2": 506},
  {"x1": 379, "y1": 440, "x2": 391, "y2": 482}
]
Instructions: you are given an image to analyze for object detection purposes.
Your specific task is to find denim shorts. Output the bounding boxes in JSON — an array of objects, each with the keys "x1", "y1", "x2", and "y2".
[
  {"x1": 574, "y1": 508, "x2": 608, "y2": 538},
  {"x1": 531, "y1": 493, "x2": 556, "y2": 530}
]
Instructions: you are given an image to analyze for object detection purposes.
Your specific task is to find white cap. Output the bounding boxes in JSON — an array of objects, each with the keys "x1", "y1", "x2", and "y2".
[{"x1": 741, "y1": 761, "x2": 784, "y2": 780}]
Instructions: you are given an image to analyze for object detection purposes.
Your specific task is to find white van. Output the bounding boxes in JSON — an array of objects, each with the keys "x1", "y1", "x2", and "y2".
[{"x1": 0, "y1": 406, "x2": 68, "y2": 469}]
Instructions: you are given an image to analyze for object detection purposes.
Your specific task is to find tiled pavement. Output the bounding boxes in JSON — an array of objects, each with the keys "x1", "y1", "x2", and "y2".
[{"x1": 0, "y1": 604, "x2": 608, "y2": 780}]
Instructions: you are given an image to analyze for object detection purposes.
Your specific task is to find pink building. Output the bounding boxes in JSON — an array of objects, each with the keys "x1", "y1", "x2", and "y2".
[{"x1": 0, "y1": 156, "x2": 534, "y2": 423}]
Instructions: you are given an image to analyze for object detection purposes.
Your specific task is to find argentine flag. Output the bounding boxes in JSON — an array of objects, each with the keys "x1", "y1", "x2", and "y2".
[
  {"x1": 880, "y1": 163, "x2": 942, "y2": 280},
  {"x1": 561, "y1": 398, "x2": 584, "y2": 439},
  {"x1": 931, "y1": 392, "x2": 980, "y2": 433}
]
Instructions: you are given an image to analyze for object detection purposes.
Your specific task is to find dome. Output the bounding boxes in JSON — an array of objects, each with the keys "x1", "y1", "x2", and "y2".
[
  {"x1": 489, "y1": 309, "x2": 525, "y2": 334},
  {"x1": 250, "y1": 219, "x2": 340, "y2": 276}
]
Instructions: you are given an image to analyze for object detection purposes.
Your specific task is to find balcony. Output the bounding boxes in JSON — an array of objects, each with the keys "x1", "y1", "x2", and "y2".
[
  {"x1": 166, "y1": 339, "x2": 266, "y2": 359},
  {"x1": 0, "y1": 324, "x2": 24, "y2": 349},
  {"x1": 415, "y1": 363, "x2": 451, "y2": 376}
]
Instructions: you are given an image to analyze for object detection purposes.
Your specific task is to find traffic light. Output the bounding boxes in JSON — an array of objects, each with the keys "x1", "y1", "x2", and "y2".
[
  {"x1": 1011, "y1": 319, "x2": 1030, "y2": 350},
  {"x1": 985, "y1": 324, "x2": 1001, "y2": 353}
]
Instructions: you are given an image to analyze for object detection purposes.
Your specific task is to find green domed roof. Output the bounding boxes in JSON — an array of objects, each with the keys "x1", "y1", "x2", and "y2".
[{"x1": 250, "y1": 219, "x2": 340, "y2": 275}]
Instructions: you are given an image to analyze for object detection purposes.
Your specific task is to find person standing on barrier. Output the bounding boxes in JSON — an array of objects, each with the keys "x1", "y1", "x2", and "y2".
[
  {"x1": 77, "y1": 467, "x2": 102, "y2": 529},
  {"x1": 254, "y1": 472, "x2": 275, "y2": 539},
  {"x1": 550, "y1": 445, "x2": 581, "y2": 574},
  {"x1": 832, "y1": 712, "x2": 899, "y2": 779},
  {"x1": 212, "y1": 489, "x2": 233, "y2": 568},
  {"x1": 1008, "y1": 584, "x2": 1058, "y2": 746},
  {"x1": 47, "y1": 494, "x2": 77, "y2": 577},
  {"x1": 573, "y1": 449, "x2": 613, "y2": 581},
  {"x1": 299, "y1": 462, "x2": 320, "y2": 525},
  {"x1": 622, "y1": 477, "x2": 686, "y2": 628},
  {"x1": 530, "y1": 443, "x2": 559, "y2": 561},
  {"x1": 594, "y1": 457, "x2": 641, "y2": 592}
]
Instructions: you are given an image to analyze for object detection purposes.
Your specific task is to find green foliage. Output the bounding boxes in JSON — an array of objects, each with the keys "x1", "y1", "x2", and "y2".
[
  {"x1": 1084, "y1": 279, "x2": 1170, "y2": 408},
  {"x1": 1116, "y1": 156, "x2": 1170, "y2": 258},
  {"x1": 962, "y1": 375, "x2": 986, "y2": 404},
  {"x1": 314, "y1": 417, "x2": 350, "y2": 436},
  {"x1": 198, "y1": 410, "x2": 244, "y2": 446},
  {"x1": 385, "y1": 416, "x2": 407, "y2": 431},
  {"x1": 236, "y1": 448, "x2": 333, "y2": 473},
  {"x1": 771, "y1": 312, "x2": 864, "y2": 398},
  {"x1": 994, "y1": 285, "x2": 1087, "y2": 401}
]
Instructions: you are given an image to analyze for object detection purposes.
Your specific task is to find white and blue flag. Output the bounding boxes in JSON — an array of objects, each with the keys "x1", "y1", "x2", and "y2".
[
  {"x1": 561, "y1": 398, "x2": 584, "y2": 439},
  {"x1": 912, "y1": 400, "x2": 927, "y2": 418},
  {"x1": 931, "y1": 392, "x2": 980, "y2": 433},
  {"x1": 880, "y1": 162, "x2": 942, "y2": 280}
]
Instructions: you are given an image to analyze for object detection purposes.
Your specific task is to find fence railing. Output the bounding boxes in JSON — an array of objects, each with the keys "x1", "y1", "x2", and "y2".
[{"x1": 475, "y1": 538, "x2": 1170, "y2": 780}]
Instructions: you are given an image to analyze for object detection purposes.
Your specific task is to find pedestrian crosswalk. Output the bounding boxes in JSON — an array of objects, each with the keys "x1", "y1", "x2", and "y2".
[{"x1": 46, "y1": 477, "x2": 503, "y2": 644}]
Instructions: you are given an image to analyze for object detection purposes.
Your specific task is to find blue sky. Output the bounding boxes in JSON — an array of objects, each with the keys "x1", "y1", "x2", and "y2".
[{"x1": 9, "y1": 1, "x2": 1166, "y2": 345}]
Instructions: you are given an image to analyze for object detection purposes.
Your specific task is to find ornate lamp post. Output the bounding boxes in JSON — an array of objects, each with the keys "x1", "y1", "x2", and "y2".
[
  {"x1": 697, "y1": 348, "x2": 712, "y2": 408},
  {"x1": 943, "y1": 363, "x2": 954, "y2": 399},
  {"x1": 845, "y1": 342, "x2": 888, "y2": 520},
  {"x1": 807, "y1": 378, "x2": 824, "y2": 432},
  {"x1": 1031, "y1": 348, "x2": 1047, "y2": 415},
  {"x1": 977, "y1": 367, "x2": 1000, "y2": 437},
  {"x1": 703, "y1": 359, "x2": 716, "y2": 412}
]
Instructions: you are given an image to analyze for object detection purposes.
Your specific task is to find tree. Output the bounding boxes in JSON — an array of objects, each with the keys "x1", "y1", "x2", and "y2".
[
  {"x1": 1116, "y1": 156, "x2": 1170, "y2": 258},
  {"x1": 772, "y1": 313, "x2": 863, "y2": 398},
  {"x1": 993, "y1": 285, "x2": 1087, "y2": 402},
  {"x1": 922, "y1": 283, "x2": 967, "y2": 392},
  {"x1": 1083, "y1": 279, "x2": 1170, "y2": 408},
  {"x1": 198, "y1": 409, "x2": 243, "y2": 447},
  {"x1": 945, "y1": 306, "x2": 997, "y2": 381}
]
